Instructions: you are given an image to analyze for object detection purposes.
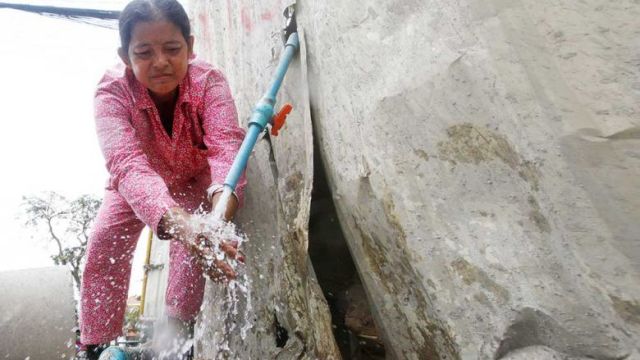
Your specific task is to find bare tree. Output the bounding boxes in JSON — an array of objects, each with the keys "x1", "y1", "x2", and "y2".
[{"x1": 22, "y1": 192, "x2": 101, "y2": 292}]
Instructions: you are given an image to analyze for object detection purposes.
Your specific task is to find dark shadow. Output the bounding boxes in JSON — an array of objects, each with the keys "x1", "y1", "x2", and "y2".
[
  {"x1": 274, "y1": 312, "x2": 289, "y2": 348},
  {"x1": 308, "y1": 136, "x2": 385, "y2": 360}
]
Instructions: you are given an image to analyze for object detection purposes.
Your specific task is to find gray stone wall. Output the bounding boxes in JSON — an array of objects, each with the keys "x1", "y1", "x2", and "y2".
[{"x1": 190, "y1": 0, "x2": 640, "y2": 358}]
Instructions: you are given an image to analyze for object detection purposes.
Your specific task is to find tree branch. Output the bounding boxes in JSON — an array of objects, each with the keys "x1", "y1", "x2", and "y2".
[{"x1": 46, "y1": 217, "x2": 64, "y2": 258}]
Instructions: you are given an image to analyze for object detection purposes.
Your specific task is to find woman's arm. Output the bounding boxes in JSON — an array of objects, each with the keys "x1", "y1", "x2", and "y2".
[
  {"x1": 210, "y1": 191, "x2": 238, "y2": 220},
  {"x1": 199, "y1": 69, "x2": 247, "y2": 209},
  {"x1": 95, "y1": 81, "x2": 177, "y2": 233}
]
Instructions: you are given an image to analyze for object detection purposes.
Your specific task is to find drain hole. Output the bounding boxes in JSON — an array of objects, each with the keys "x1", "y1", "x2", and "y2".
[
  {"x1": 274, "y1": 312, "x2": 289, "y2": 348},
  {"x1": 308, "y1": 139, "x2": 386, "y2": 359}
]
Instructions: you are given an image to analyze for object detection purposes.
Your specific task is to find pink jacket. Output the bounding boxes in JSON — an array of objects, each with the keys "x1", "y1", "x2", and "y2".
[{"x1": 94, "y1": 59, "x2": 246, "y2": 232}]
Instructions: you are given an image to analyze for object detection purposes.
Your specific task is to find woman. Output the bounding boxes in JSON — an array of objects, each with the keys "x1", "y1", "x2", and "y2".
[{"x1": 78, "y1": 0, "x2": 245, "y2": 358}]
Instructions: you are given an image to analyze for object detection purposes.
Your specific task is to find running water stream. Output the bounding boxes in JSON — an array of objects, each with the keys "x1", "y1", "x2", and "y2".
[{"x1": 187, "y1": 188, "x2": 254, "y2": 357}]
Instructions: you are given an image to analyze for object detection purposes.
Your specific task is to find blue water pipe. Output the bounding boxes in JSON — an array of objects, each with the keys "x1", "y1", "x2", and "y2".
[
  {"x1": 97, "y1": 346, "x2": 130, "y2": 360},
  {"x1": 223, "y1": 32, "x2": 300, "y2": 191}
]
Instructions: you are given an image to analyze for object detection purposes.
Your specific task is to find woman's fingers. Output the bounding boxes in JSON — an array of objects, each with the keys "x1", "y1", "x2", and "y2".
[
  {"x1": 219, "y1": 241, "x2": 238, "y2": 259},
  {"x1": 205, "y1": 264, "x2": 226, "y2": 283},
  {"x1": 189, "y1": 232, "x2": 245, "y2": 281},
  {"x1": 197, "y1": 257, "x2": 233, "y2": 283},
  {"x1": 218, "y1": 259, "x2": 236, "y2": 280},
  {"x1": 190, "y1": 243, "x2": 239, "y2": 282},
  {"x1": 206, "y1": 259, "x2": 236, "y2": 282},
  {"x1": 195, "y1": 234, "x2": 212, "y2": 248}
]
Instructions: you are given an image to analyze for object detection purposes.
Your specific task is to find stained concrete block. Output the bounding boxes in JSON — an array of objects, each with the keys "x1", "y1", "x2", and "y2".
[{"x1": 0, "y1": 267, "x2": 76, "y2": 360}]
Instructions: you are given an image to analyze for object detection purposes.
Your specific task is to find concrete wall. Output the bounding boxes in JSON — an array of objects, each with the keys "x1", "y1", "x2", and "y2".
[
  {"x1": 190, "y1": 1, "x2": 339, "y2": 358},
  {"x1": 190, "y1": 0, "x2": 640, "y2": 358},
  {"x1": 0, "y1": 267, "x2": 76, "y2": 360}
]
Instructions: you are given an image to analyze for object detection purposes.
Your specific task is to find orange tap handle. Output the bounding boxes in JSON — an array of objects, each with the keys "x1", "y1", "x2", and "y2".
[{"x1": 271, "y1": 103, "x2": 293, "y2": 136}]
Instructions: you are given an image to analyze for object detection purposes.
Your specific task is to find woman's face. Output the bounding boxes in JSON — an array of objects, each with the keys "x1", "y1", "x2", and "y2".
[{"x1": 120, "y1": 19, "x2": 193, "y2": 102}]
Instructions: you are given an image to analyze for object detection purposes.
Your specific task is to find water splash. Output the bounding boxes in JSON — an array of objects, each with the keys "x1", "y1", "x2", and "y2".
[{"x1": 187, "y1": 209, "x2": 254, "y2": 357}]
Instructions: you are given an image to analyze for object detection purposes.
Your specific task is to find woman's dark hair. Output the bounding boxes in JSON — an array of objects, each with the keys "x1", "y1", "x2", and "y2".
[{"x1": 119, "y1": 0, "x2": 191, "y2": 51}]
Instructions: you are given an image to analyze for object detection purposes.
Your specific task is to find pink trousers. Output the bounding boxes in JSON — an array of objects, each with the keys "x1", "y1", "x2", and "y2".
[{"x1": 80, "y1": 181, "x2": 209, "y2": 345}]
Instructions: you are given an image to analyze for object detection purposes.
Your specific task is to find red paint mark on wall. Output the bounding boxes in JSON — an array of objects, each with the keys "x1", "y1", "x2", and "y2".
[
  {"x1": 198, "y1": 13, "x2": 208, "y2": 30},
  {"x1": 240, "y1": 6, "x2": 253, "y2": 33},
  {"x1": 197, "y1": 13, "x2": 211, "y2": 53},
  {"x1": 260, "y1": 11, "x2": 273, "y2": 22}
]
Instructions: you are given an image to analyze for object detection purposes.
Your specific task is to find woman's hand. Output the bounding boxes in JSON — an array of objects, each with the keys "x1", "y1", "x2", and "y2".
[
  {"x1": 157, "y1": 207, "x2": 193, "y2": 242},
  {"x1": 192, "y1": 234, "x2": 244, "y2": 282},
  {"x1": 157, "y1": 207, "x2": 242, "y2": 282},
  {"x1": 210, "y1": 190, "x2": 239, "y2": 221}
]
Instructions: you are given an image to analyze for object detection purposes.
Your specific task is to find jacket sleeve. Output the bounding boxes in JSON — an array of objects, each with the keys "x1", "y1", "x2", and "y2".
[
  {"x1": 95, "y1": 82, "x2": 178, "y2": 232},
  {"x1": 200, "y1": 69, "x2": 247, "y2": 205}
]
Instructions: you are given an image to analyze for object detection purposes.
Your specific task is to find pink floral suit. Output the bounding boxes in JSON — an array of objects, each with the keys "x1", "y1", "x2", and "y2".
[{"x1": 80, "y1": 59, "x2": 246, "y2": 345}]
